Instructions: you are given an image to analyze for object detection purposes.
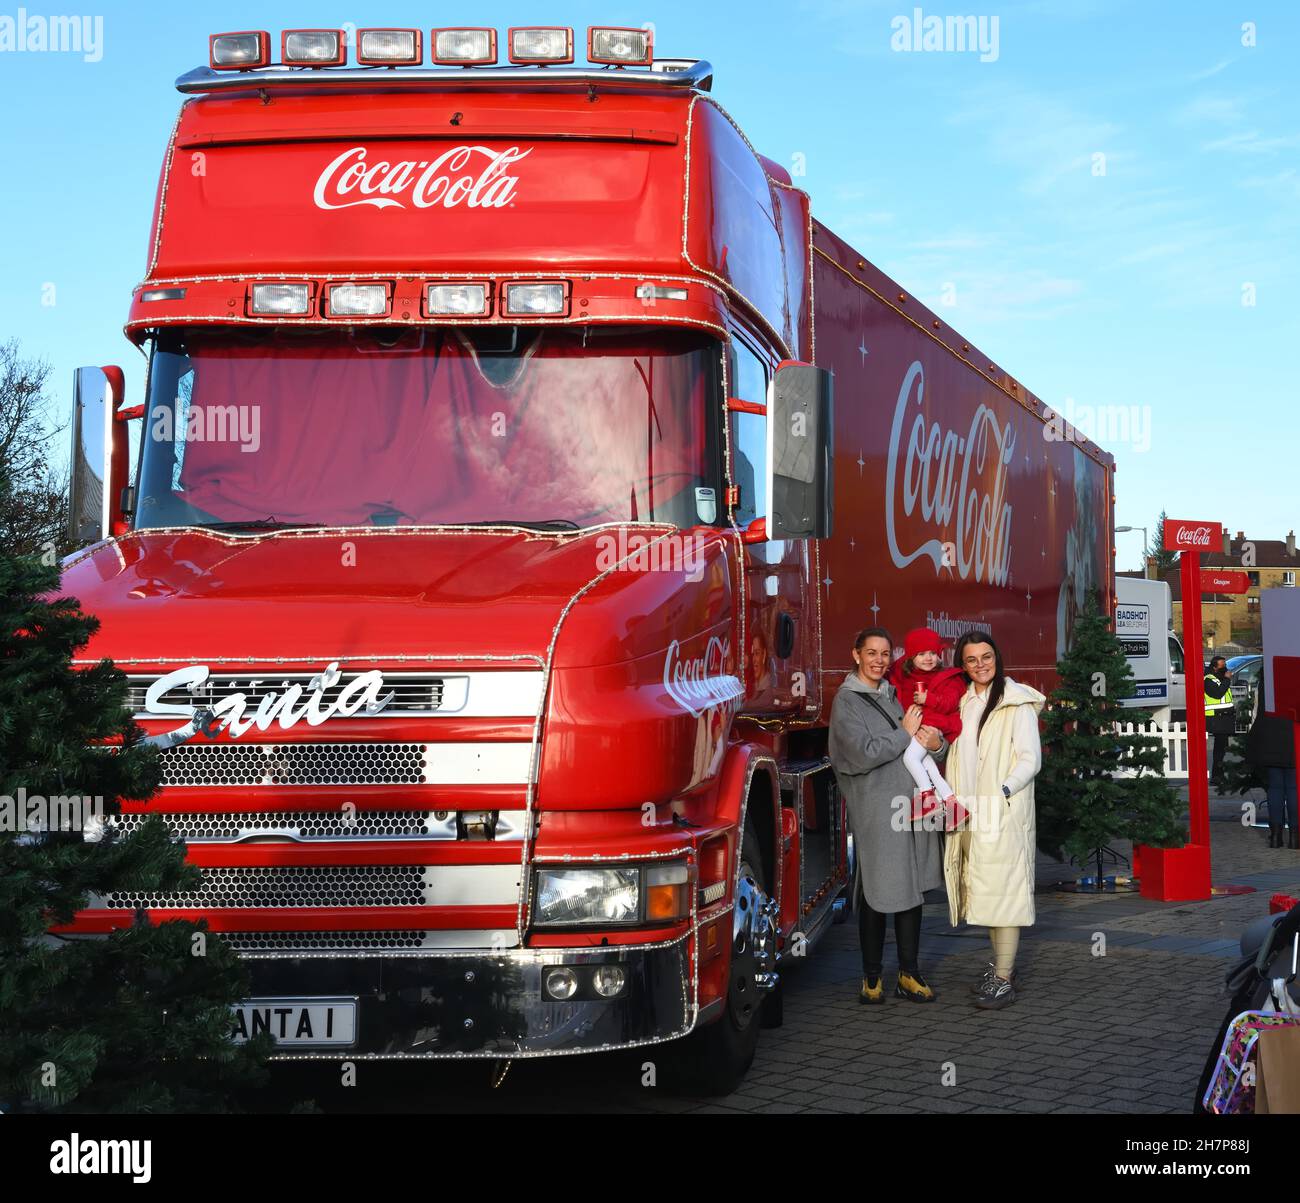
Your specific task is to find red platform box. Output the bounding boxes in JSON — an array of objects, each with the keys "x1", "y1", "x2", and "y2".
[{"x1": 1135, "y1": 842, "x2": 1211, "y2": 901}]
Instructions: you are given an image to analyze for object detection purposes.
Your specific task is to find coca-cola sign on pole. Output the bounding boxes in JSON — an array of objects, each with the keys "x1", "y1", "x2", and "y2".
[{"x1": 1163, "y1": 519, "x2": 1222, "y2": 553}]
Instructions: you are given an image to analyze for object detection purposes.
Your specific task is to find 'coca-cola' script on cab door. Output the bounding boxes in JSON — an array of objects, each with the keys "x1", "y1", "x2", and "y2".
[
  {"x1": 885, "y1": 360, "x2": 1015, "y2": 587},
  {"x1": 663, "y1": 637, "x2": 744, "y2": 718},
  {"x1": 313, "y1": 145, "x2": 532, "y2": 211}
]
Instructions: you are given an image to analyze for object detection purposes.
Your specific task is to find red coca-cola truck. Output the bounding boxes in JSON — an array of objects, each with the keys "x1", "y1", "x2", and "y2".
[{"x1": 59, "y1": 24, "x2": 1113, "y2": 1090}]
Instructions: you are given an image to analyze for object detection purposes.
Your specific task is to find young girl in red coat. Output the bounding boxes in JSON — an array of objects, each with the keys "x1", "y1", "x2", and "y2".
[{"x1": 889, "y1": 627, "x2": 965, "y2": 808}]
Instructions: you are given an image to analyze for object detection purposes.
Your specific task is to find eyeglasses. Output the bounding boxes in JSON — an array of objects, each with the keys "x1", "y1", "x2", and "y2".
[{"x1": 962, "y1": 653, "x2": 996, "y2": 667}]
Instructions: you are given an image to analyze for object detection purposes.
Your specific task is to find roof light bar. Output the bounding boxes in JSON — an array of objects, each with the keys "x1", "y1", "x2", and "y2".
[
  {"x1": 588, "y1": 26, "x2": 653, "y2": 66},
  {"x1": 426, "y1": 283, "x2": 491, "y2": 316},
  {"x1": 250, "y1": 283, "x2": 312, "y2": 316},
  {"x1": 357, "y1": 28, "x2": 422, "y2": 66},
  {"x1": 508, "y1": 26, "x2": 574, "y2": 65},
  {"x1": 432, "y1": 27, "x2": 497, "y2": 65},
  {"x1": 281, "y1": 29, "x2": 347, "y2": 66},
  {"x1": 209, "y1": 31, "x2": 270, "y2": 70}
]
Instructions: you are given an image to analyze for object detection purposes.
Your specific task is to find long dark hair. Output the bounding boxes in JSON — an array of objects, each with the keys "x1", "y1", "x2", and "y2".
[{"x1": 954, "y1": 631, "x2": 1005, "y2": 741}]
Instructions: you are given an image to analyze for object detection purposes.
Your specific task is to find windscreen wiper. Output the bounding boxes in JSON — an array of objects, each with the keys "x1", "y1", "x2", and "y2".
[
  {"x1": 456, "y1": 519, "x2": 581, "y2": 531},
  {"x1": 200, "y1": 519, "x2": 327, "y2": 532}
]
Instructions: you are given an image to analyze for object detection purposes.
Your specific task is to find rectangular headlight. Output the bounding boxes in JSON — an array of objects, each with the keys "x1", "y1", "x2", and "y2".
[
  {"x1": 508, "y1": 26, "x2": 574, "y2": 64},
  {"x1": 327, "y1": 283, "x2": 390, "y2": 317},
  {"x1": 503, "y1": 281, "x2": 568, "y2": 316},
  {"x1": 534, "y1": 868, "x2": 640, "y2": 926},
  {"x1": 588, "y1": 26, "x2": 653, "y2": 65},
  {"x1": 432, "y1": 27, "x2": 497, "y2": 64},
  {"x1": 282, "y1": 29, "x2": 346, "y2": 65},
  {"x1": 426, "y1": 283, "x2": 490, "y2": 316},
  {"x1": 358, "y1": 28, "x2": 421, "y2": 65},
  {"x1": 210, "y1": 31, "x2": 270, "y2": 69},
  {"x1": 250, "y1": 283, "x2": 312, "y2": 316}
]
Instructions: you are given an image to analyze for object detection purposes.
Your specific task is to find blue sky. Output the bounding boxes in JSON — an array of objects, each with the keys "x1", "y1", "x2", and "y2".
[{"x1": 2, "y1": 0, "x2": 1297, "y2": 568}]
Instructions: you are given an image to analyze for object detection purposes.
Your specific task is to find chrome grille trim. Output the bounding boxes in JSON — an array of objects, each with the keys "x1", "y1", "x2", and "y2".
[
  {"x1": 107, "y1": 810, "x2": 527, "y2": 843},
  {"x1": 97, "y1": 863, "x2": 521, "y2": 910},
  {"x1": 109, "y1": 810, "x2": 449, "y2": 841}
]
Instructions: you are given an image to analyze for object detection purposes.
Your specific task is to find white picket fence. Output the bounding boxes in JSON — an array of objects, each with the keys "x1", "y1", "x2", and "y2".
[{"x1": 1112, "y1": 721, "x2": 1190, "y2": 779}]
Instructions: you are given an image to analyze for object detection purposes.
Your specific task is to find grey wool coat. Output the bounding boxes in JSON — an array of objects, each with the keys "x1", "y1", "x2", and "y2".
[{"x1": 828, "y1": 671, "x2": 946, "y2": 914}]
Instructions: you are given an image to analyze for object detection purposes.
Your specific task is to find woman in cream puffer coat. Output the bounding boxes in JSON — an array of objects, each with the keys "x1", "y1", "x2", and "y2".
[{"x1": 943, "y1": 632, "x2": 1045, "y2": 1010}]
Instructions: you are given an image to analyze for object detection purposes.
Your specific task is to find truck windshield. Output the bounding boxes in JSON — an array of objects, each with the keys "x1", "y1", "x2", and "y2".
[{"x1": 134, "y1": 326, "x2": 721, "y2": 531}]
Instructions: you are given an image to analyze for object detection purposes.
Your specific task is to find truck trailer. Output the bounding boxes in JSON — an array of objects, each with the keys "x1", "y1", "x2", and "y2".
[{"x1": 59, "y1": 24, "x2": 1114, "y2": 1091}]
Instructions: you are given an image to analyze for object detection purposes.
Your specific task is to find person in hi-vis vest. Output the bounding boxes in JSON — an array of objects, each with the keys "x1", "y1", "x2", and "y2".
[{"x1": 1204, "y1": 655, "x2": 1235, "y2": 785}]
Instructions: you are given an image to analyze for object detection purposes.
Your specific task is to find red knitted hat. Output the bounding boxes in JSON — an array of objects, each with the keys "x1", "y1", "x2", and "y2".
[{"x1": 903, "y1": 627, "x2": 948, "y2": 658}]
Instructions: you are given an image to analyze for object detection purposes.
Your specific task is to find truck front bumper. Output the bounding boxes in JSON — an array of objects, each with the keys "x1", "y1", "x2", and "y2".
[{"x1": 243, "y1": 937, "x2": 694, "y2": 1060}]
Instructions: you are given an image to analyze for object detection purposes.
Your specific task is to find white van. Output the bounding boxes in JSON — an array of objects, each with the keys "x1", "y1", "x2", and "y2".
[{"x1": 1116, "y1": 577, "x2": 1184, "y2": 722}]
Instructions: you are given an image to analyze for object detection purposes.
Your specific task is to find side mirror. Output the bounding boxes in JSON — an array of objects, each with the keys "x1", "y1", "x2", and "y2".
[
  {"x1": 69, "y1": 365, "x2": 132, "y2": 545},
  {"x1": 766, "y1": 361, "x2": 833, "y2": 541}
]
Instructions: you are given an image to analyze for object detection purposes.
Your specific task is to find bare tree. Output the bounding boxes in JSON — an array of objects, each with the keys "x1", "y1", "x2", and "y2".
[{"x1": 0, "y1": 340, "x2": 67, "y2": 559}]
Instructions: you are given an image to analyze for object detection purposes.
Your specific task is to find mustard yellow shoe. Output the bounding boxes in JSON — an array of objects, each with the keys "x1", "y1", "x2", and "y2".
[
  {"x1": 859, "y1": 975, "x2": 886, "y2": 1005},
  {"x1": 896, "y1": 971, "x2": 937, "y2": 1003}
]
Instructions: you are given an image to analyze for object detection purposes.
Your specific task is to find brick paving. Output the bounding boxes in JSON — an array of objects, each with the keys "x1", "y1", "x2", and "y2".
[{"x1": 257, "y1": 786, "x2": 1300, "y2": 1114}]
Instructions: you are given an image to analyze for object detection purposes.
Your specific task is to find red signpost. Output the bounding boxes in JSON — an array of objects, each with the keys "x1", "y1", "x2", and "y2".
[{"x1": 1135, "y1": 520, "x2": 1223, "y2": 901}]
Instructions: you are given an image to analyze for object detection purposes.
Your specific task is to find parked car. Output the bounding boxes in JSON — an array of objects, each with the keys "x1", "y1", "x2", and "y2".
[{"x1": 1229, "y1": 655, "x2": 1263, "y2": 731}]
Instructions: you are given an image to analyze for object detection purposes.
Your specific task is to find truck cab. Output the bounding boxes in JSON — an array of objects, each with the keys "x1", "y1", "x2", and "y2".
[{"x1": 60, "y1": 24, "x2": 834, "y2": 1092}]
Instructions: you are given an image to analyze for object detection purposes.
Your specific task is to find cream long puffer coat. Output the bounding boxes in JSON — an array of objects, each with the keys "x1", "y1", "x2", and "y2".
[{"x1": 942, "y1": 678, "x2": 1045, "y2": 928}]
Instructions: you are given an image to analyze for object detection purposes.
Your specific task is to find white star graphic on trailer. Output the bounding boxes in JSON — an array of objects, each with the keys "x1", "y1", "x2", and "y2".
[
  {"x1": 857, "y1": 450, "x2": 865, "y2": 475},
  {"x1": 1025, "y1": 589, "x2": 1033, "y2": 607},
  {"x1": 859, "y1": 338, "x2": 869, "y2": 365},
  {"x1": 823, "y1": 575, "x2": 833, "y2": 592},
  {"x1": 870, "y1": 592, "x2": 881, "y2": 621},
  {"x1": 849, "y1": 535, "x2": 856, "y2": 551}
]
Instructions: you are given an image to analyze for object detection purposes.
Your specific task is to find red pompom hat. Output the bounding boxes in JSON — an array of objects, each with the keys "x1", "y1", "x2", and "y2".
[{"x1": 902, "y1": 627, "x2": 949, "y2": 659}]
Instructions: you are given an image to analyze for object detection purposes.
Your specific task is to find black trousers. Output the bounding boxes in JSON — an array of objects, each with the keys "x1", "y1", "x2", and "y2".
[
  {"x1": 1210, "y1": 733, "x2": 1229, "y2": 779},
  {"x1": 858, "y1": 899, "x2": 922, "y2": 978}
]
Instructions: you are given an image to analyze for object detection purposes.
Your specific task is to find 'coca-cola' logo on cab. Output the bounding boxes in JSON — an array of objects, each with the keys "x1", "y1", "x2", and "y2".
[
  {"x1": 663, "y1": 636, "x2": 743, "y2": 717},
  {"x1": 885, "y1": 360, "x2": 1015, "y2": 587},
  {"x1": 313, "y1": 145, "x2": 532, "y2": 211}
]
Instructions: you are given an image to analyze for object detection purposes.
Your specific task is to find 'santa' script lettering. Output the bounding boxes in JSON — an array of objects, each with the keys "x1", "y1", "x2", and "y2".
[
  {"x1": 885, "y1": 360, "x2": 1015, "y2": 586},
  {"x1": 313, "y1": 145, "x2": 531, "y2": 211},
  {"x1": 145, "y1": 663, "x2": 394, "y2": 740}
]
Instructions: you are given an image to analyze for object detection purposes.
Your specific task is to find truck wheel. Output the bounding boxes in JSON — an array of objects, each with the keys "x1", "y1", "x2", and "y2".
[{"x1": 666, "y1": 820, "x2": 778, "y2": 1095}]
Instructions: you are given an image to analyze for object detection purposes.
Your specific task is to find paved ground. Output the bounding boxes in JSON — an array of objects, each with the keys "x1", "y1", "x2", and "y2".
[{"x1": 252, "y1": 781, "x2": 1300, "y2": 1114}]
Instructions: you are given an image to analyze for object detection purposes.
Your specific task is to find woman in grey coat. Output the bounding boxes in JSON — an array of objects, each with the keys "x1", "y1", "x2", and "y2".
[{"x1": 828, "y1": 626, "x2": 947, "y2": 1003}]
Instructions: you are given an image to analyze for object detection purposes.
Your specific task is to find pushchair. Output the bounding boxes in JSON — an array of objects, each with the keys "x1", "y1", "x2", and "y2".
[{"x1": 1195, "y1": 900, "x2": 1300, "y2": 1113}]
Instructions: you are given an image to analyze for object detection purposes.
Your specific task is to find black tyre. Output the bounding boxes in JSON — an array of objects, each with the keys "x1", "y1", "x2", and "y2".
[{"x1": 665, "y1": 819, "x2": 775, "y2": 1096}]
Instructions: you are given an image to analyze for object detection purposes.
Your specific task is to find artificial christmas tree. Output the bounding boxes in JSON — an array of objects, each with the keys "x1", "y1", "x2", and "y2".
[
  {"x1": 0, "y1": 548, "x2": 270, "y2": 1111},
  {"x1": 1037, "y1": 593, "x2": 1186, "y2": 882}
]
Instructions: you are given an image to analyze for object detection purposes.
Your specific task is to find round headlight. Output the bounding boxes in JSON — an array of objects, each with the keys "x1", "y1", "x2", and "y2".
[
  {"x1": 545, "y1": 967, "x2": 579, "y2": 1001},
  {"x1": 591, "y1": 965, "x2": 626, "y2": 998}
]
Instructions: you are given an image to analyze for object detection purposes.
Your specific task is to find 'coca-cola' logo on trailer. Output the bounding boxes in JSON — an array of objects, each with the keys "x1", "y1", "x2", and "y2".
[
  {"x1": 663, "y1": 636, "x2": 743, "y2": 717},
  {"x1": 885, "y1": 360, "x2": 1015, "y2": 586},
  {"x1": 1163, "y1": 519, "x2": 1222, "y2": 552},
  {"x1": 313, "y1": 145, "x2": 532, "y2": 211}
]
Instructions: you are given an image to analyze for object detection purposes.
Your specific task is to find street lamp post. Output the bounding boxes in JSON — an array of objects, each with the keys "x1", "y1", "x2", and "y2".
[{"x1": 1115, "y1": 526, "x2": 1150, "y2": 577}]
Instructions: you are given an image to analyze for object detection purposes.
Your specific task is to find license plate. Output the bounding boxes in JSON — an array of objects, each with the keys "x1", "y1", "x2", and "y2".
[{"x1": 231, "y1": 996, "x2": 357, "y2": 1046}]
